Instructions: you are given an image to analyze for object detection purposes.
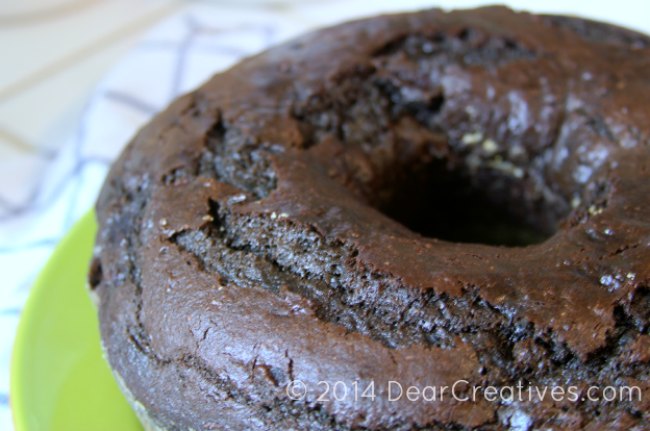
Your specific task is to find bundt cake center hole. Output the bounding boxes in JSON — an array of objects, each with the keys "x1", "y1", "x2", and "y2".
[{"x1": 379, "y1": 160, "x2": 554, "y2": 246}]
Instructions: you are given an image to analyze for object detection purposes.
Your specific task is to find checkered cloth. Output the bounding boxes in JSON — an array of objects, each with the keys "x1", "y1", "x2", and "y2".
[{"x1": 0, "y1": 0, "x2": 438, "y2": 427}]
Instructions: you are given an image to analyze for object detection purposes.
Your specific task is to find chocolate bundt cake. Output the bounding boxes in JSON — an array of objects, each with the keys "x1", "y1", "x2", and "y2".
[{"x1": 90, "y1": 6, "x2": 649, "y2": 430}]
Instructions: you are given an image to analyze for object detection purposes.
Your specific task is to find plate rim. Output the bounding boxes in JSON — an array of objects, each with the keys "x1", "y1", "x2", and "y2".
[{"x1": 9, "y1": 210, "x2": 96, "y2": 431}]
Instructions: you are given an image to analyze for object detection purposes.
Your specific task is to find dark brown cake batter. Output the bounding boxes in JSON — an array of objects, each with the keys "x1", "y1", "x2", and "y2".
[{"x1": 90, "y1": 6, "x2": 650, "y2": 430}]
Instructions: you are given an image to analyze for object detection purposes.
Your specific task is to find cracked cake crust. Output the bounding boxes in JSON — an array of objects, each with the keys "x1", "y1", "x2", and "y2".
[{"x1": 91, "y1": 6, "x2": 649, "y2": 430}]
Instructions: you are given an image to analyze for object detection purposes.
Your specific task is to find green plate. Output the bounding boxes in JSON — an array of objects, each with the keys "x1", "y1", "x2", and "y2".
[{"x1": 11, "y1": 211, "x2": 142, "y2": 431}]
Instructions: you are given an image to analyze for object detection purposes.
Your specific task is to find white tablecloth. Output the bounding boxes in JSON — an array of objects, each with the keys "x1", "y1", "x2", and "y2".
[{"x1": 1, "y1": 1, "x2": 648, "y2": 429}]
